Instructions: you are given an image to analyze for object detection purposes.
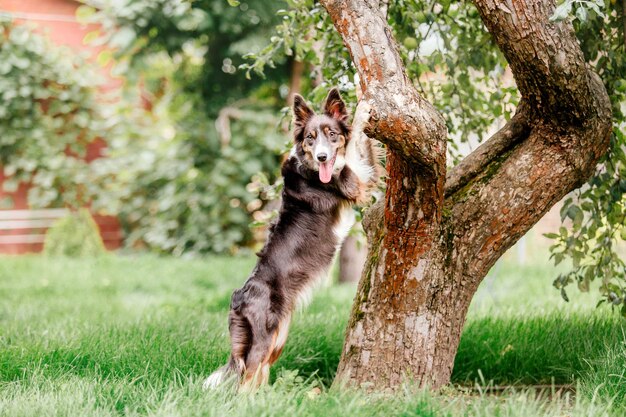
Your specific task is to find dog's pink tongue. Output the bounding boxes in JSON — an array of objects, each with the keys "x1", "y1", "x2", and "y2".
[{"x1": 319, "y1": 160, "x2": 333, "y2": 183}]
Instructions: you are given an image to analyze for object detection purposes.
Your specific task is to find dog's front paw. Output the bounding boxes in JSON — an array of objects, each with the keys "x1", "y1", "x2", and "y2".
[
  {"x1": 352, "y1": 100, "x2": 373, "y2": 134},
  {"x1": 339, "y1": 168, "x2": 364, "y2": 202}
]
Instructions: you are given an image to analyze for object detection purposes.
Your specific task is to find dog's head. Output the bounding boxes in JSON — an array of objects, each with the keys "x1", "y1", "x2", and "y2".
[{"x1": 292, "y1": 88, "x2": 350, "y2": 183}]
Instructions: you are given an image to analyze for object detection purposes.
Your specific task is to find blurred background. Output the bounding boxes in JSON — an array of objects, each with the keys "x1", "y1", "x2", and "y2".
[
  {"x1": 0, "y1": 0, "x2": 622, "y2": 288},
  {"x1": 0, "y1": 0, "x2": 295, "y2": 257}
]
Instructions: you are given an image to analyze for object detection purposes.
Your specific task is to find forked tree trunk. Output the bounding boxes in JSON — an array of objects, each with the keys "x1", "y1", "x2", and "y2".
[{"x1": 320, "y1": 0, "x2": 612, "y2": 390}]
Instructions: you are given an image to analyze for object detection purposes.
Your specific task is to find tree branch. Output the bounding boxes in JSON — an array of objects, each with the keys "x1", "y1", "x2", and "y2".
[
  {"x1": 320, "y1": 0, "x2": 446, "y2": 175},
  {"x1": 215, "y1": 107, "x2": 243, "y2": 148},
  {"x1": 444, "y1": 102, "x2": 531, "y2": 197},
  {"x1": 447, "y1": 0, "x2": 612, "y2": 281},
  {"x1": 474, "y1": 0, "x2": 599, "y2": 123}
]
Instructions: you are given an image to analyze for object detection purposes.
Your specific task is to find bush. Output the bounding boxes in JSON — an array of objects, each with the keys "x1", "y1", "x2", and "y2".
[
  {"x1": 43, "y1": 209, "x2": 106, "y2": 257},
  {"x1": 1, "y1": 15, "x2": 287, "y2": 256},
  {"x1": 0, "y1": 17, "x2": 106, "y2": 209},
  {"x1": 88, "y1": 54, "x2": 287, "y2": 256}
]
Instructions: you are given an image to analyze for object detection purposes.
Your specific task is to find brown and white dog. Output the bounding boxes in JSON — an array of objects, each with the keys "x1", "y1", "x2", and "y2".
[{"x1": 203, "y1": 88, "x2": 380, "y2": 390}]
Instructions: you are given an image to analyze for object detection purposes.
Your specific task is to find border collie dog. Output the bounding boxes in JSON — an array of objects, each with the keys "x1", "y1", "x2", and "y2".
[{"x1": 204, "y1": 88, "x2": 379, "y2": 390}]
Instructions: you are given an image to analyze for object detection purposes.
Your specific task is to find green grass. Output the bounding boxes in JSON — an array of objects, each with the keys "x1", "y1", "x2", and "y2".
[{"x1": 0, "y1": 251, "x2": 624, "y2": 416}]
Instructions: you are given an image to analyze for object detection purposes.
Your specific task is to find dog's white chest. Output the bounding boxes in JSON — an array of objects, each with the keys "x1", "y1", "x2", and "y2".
[{"x1": 294, "y1": 207, "x2": 354, "y2": 310}]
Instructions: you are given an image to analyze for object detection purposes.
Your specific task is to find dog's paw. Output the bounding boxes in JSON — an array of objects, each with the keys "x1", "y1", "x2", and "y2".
[
  {"x1": 339, "y1": 168, "x2": 365, "y2": 202},
  {"x1": 352, "y1": 100, "x2": 373, "y2": 134}
]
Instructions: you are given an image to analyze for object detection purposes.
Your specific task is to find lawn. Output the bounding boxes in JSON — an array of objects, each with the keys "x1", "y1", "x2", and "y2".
[{"x1": 0, "y1": 249, "x2": 624, "y2": 416}]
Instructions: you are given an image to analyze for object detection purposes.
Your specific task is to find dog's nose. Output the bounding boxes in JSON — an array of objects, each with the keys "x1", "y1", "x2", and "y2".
[{"x1": 316, "y1": 153, "x2": 328, "y2": 162}]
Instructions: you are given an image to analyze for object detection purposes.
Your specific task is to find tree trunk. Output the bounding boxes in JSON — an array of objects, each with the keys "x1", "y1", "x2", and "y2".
[{"x1": 320, "y1": 0, "x2": 612, "y2": 390}]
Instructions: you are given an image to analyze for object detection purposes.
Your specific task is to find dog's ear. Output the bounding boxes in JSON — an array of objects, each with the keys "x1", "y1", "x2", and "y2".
[
  {"x1": 293, "y1": 94, "x2": 314, "y2": 140},
  {"x1": 323, "y1": 88, "x2": 348, "y2": 123}
]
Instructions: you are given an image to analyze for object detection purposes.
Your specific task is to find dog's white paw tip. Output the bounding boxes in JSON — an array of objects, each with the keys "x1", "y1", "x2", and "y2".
[
  {"x1": 356, "y1": 100, "x2": 372, "y2": 115},
  {"x1": 353, "y1": 101, "x2": 373, "y2": 129}
]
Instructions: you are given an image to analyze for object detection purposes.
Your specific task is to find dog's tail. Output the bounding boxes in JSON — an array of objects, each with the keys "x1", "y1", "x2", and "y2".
[{"x1": 202, "y1": 356, "x2": 242, "y2": 389}]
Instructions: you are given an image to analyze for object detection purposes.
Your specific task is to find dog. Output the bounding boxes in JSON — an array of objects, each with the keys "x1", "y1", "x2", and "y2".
[{"x1": 203, "y1": 88, "x2": 380, "y2": 391}]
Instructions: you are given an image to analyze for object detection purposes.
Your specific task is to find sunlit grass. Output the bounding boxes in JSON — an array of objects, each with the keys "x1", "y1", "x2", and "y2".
[{"x1": 0, "y1": 250, "x2": 624, "y2": 416}]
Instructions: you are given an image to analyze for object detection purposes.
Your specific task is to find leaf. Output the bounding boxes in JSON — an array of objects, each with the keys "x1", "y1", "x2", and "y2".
[
  {"x1": 586, "y1": 1, "x2": 606, "y2": 17},
  {"x1": 75, "y1": 5, "x2": 96, "y2": 24},
  {"x1": 83, "y1": 30, "x2": 100, "y2": 45},
  {"x1": 109, "y1": 27, "x2": 136, "y2": 49},
  {"x1": 575, "y1": 5, "x2": 587, "y2": 22},
  {"x1": 550, "y1": 1, "x2": 573, "y2": 22},
  {"x1": 585, "y1": 266, "x2": 596, "y2": 282},
  {"x1": 554, "y1": 253, "x2": 565, "y2": 266},
  {"x1": 544, "y1": 232, "x2": 560, "y2": 239},
  {"x1": 227, "y1": 0, "x2": 240, "y2": 6},
  {"x1": 97, "y1": 50, "x2": 112, "y2": 67},
  {"x1": 567, "y1": 205, "x2": 583, "y2": 224}
]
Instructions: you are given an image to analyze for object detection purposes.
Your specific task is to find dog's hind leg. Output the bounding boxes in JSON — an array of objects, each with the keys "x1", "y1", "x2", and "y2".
[
  {"x1": 228, "y1": 309, "x2": 252, "y2": 376},
  {"x1": 268, "y1": 314, "x2": 291, "y2": 365},
  {"x1": 203, "y1": 309, "x2": 251, "y2": 390},
  {"x1": 240, "y1": 313, "x2": 279, "y2": 391}
]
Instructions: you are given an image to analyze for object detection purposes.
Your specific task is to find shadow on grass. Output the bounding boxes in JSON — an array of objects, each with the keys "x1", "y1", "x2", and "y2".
[{"x1": 453, "y1": 312, "x2": 624, "y2": 385}]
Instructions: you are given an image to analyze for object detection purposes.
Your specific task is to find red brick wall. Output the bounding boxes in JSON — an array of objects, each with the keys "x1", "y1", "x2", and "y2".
[{"x1": 0, "y1": 0, "x2": 122, "y2": 253}]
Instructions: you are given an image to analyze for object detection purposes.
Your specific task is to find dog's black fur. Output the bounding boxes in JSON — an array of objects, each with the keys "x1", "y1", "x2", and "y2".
[{"x1": 204, "y1": 88, "x2": 376, "y2": 390}]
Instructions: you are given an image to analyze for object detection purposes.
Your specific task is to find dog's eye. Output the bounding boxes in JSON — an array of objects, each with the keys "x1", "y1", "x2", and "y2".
[{"x1": 329, "y1": 131, "x2": 335, "y2": 137}]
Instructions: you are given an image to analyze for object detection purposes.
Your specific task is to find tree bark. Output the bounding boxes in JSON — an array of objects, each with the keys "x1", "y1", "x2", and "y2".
[{"x1": 320, "y1": 0, "x2": 612, "y2": 390}]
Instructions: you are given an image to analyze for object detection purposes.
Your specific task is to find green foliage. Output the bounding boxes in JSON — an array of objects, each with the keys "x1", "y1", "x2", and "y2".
[
  {"x1": 43, "y1": 209, "x2": 106, "y2": 257},
  {"x1": 388, "y1": 1, "x2": 518, "y2": 163},
  {"x1": 89, "y1": 80, "x2": 286, "y2": 254},
  {"x1": 82, "y1": 0, "x2": 290, "y2": 117},
  {"x1": 72, "y1": 0, "x2": 292, "y2": 255},
  {"x1": 238, "y1": 0, "x2": 362, "y2": 128},
  {"x1": 0, "y1": 18, "x2": 106, "y2": 208},
  {"x1": 241, "y1": 1, "x2": 517, "y2": 163},
  {"x1": 551, "y1": 0, "x2": 607, "y2": 22},
  {"x1": 547, "y1": 0, "x2": 626, "y2": 314},
  {"x1": 0, "y1": 13, "x2": 285, "y2": 255}
]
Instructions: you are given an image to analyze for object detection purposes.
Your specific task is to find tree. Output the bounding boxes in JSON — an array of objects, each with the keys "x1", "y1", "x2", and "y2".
[
  {"x1": 83, "y1": 0, "x2": 291, "y2": 117},
  {"x1": 89, "y1": 0, "x2": 623, "y2": 388},
  {"x1": 78, "y1": 0, "x2": 294, "y2": 254},
  {"x1": 246, "y1": 0, "x2": 625, "y2": 311},
  {"x1": 313, "y1": 0, "x2": 612, "y2": 390}
]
